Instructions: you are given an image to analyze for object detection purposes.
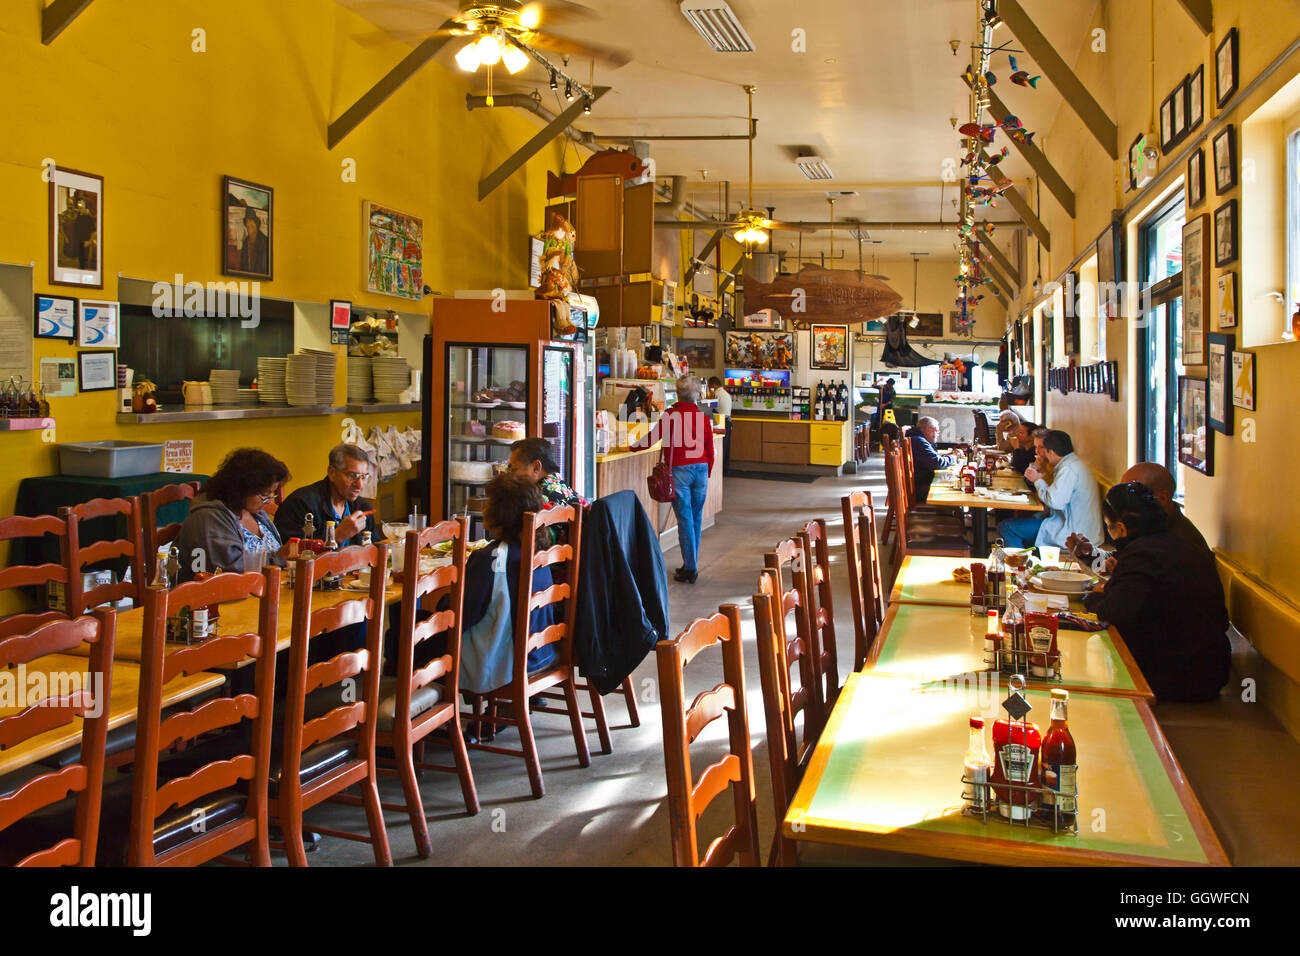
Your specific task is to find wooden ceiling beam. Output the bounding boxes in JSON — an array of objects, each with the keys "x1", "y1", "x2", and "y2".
[
  {"x1": 978, "y1": 150, "x2": 1050, "y2": 252},
  {"x1": 981, "y1": 256, "x2": 1016, "y2": 301},
  {"x1": 684, "y1": 230, "x2": 726, "y2": 286},
  {"x1": 1175, "y1": 0, "x2": 1213, "y2": 35},
  {"x1": 478, "y1": 87, "x2": 610, "y2": 200},
  {"x1": 717, "y1": 254, "x2": 746, "y2": 294},
  {"x1": 969, "y1": 81, "x2": 1076, "y2": 217},
  {"x1": 981, "y1": 235, "x2": 1021, "y2": 287},
  {"x1": 42, "y1": 0, "x2": 94, "y2": 44}
]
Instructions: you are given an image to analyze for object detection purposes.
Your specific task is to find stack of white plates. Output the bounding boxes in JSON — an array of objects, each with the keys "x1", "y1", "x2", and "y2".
[
  {"x1": 209, "y1": 369, "x2": 241, "y2": 405},
  {"x1": 372, "y1": 356, "x2": 411, "y2": 404},
  {"x1": 285, "y1": 353, "x2": 318, "y2": 407},
  {"x1": 299, "y1": 348, "x2": 336, "y2": 405},
  {"x1": 348, "y1": 356, "x2": 373, "y2": 403},
  {"x1": 237, "y1": 388, "x2": 258, "y2": 405},
  {"x1": 256, "y1": 357, "x2": 288, "y2": 405}
]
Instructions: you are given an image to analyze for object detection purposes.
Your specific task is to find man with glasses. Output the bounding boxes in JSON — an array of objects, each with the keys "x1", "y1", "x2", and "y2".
[{"x1": 275, "y1": 443, "x2": 382, "y2": 547}]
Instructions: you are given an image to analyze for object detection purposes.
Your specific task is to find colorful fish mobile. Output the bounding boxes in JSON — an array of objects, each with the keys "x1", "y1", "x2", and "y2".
[
  {"x1": 1009, "y1": 56, "x2": 1041, "y2": 88},
  {"x1": 957, "y1": 122, "x2": 999, "y2": 143}
]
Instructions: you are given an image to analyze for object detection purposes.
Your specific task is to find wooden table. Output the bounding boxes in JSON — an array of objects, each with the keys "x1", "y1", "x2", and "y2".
[
  {"x1": 0, "y1": 654, "x2": 224, "y2": 775},
  {"x1": 926, "y1": 480, "x2": 1041, "y2": 550},
  {"x1": 891, "y1": 555, "x2": 1089, "y2": 611},
  {"x1": 783, "y1": 673, "x2": 1228, "y2": 866},
  {"x1": 867, "y1": 600, "x2": 1153, "y2": 701}
]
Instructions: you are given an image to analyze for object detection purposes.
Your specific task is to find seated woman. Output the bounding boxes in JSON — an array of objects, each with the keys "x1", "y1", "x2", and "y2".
[
  {"x1": 174, "y1": 448, "x2": 291, "y2": 581},
  {"x1": 1082, "y1": 482, "x2": 1230, "y2": 703}
]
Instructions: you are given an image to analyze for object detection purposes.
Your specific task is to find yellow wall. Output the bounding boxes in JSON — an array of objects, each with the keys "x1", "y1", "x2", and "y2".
[{"x1": 0, "y1": 0, "x2": 566, "y2": 612}]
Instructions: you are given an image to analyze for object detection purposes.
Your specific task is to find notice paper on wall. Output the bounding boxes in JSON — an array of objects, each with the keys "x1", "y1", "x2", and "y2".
[
  {"x1": 39, "y1": 358, "x2": 78, "y2": 397},
  {"x1": 0, "y1": 314, "x2": 33, "y2": 384},
  {"x1": 163, "y1": 439, "x2": 194, "y2": 473}
]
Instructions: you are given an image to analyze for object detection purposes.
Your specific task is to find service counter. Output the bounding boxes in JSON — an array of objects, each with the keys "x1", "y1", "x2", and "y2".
[
  {"x1": 596, "y1": 433, "x2": 724, "y2": 543},
  {"x1": 729, "y1": 416, "x2": 853, "y2": 476}
]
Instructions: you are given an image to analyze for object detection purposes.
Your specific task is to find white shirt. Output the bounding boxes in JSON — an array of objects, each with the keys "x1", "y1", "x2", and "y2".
[{"x1": 714, "y1": 387, "x2": 732, "y2": 418}]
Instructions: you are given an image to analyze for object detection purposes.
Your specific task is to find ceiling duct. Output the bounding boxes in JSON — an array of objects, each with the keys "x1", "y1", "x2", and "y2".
[
  {"x1": 795, "y1": 153, "x2": 834, "y2": 181},
  {"x1": 655, "y1": 175, "x2": 688, "y2": 216},
  {"x1": 679, "y1": 1, "x2": 755, "y2": 53},
  {"x1": 749, "y1": 253, "x2": 778, "y2": 284}
]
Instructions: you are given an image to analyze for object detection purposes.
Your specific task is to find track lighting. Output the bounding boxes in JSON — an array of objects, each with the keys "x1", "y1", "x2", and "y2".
[{"x1": 564, "y1": 79, "x2": 573, "y2": 102}]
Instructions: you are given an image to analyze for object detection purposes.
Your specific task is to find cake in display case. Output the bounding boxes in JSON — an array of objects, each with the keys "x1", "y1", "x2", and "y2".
[{"x1": 445, "y1": 343, "x2": 530, "y2": 517}]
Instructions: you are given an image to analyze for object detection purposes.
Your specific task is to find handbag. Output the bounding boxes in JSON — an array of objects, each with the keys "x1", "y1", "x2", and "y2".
[{"x1": 647, "y1": 415, "x2": 677, "y2": 503}]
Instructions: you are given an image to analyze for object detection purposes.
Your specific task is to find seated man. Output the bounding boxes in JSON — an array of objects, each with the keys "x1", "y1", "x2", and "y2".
[
  {"x1": 909, "y1": 416, "x2": 959, "y2": 504},
  {"x1": 1000, "y1": 429, "x2": 1103, "y2": 549},
  {"x1": 994, "y1": 396, "x2": 1022, "y2": 451},
  {"x1": 274, "y1": 443, "x2": 380, "y2": 547},
  {"x1": 1008, "y1": 420, "x2": 1037, "y2": 475},
  {"x1": 506, "y1": 436, "x2": 585, "y2": 510},
  {"x1": 1031, "y1": 426, "x2": 1055, "y2": 483}
]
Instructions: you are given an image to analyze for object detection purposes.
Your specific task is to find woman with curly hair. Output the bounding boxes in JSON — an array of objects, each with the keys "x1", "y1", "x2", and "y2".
[{"x1": 174, "y1": 447, "x2": 291, "y2": 581}]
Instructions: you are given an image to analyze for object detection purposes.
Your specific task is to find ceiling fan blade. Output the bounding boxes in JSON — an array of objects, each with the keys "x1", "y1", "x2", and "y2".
[
  {"x1": 763, "y1": 221, "x2": 818, "y2": 234},
  {"x1": 522, "y1": 1, "x2": 599, "y2": 26},
  {"x1": 528, "y1": 30, "x2": 632, "y2": 68},
  {"x1": 654, "y1": 220, "x2": 742, "y2": 230},
  {"x1": 350, "y1": 26, "x2": 462, "y2": 47}
]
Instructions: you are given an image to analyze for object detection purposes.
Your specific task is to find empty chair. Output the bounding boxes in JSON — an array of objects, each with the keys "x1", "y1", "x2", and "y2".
[
  {"x1": 0, "y1": 609, "x2": 115, "y2": 867},
  {"x1": 140, "y1": 482, "x2": 201, "y2": 581},
  {"x1": 798, "y1": 518, "x2": 840, "y2": 709},
  {"x1": 656, "y1": 605, "x2": 760, "y2": 867},
  {"x1": 764, "y1": 537, "x2": 826, "y2": 742},
  {"x1": 0, "y1": 514, "x2": 71, "y2": 639},
  {"x1": 842, "y1": 492, "x2": 886, "y2": 671},
  {"x1": 60, "y1": 497, "x2": 145, "y2": 616}
]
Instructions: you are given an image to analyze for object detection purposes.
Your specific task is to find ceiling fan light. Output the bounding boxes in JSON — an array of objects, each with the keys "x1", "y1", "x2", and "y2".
[
  {"x1": 454, "y1": 41, "x2": 481, "y2": 72},
  {"x1": 752, "y1": 228, "x2": 768, "y2": 245},
  {"x1": 501, "y1": 42, "x2": 529, "y2": 74},
  {"x1": 476, "y1": 33, "x2": 502, "y2": 66},
  {"x1": 519, "y1": 3, "x2": 542, "y2": 30}
]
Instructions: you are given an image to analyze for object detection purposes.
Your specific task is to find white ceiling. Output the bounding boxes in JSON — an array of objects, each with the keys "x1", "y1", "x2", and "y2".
[{"x1": 335, "y1": 0, "x2": 1101, "y2": 261}]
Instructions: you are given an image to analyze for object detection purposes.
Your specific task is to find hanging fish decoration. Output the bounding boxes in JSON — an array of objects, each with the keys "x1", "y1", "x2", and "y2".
[
  {"x1": 1009, "y1": 56, "x2": 1041, "y2": 88},
  {"x1": 958, "y1": 122, "x2": 999, "y2": 143}
]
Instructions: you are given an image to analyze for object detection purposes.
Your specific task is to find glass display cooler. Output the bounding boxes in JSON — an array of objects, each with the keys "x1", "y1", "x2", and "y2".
[{"x1": 445, "y1": 343, "x2": 530, "y2": 518}]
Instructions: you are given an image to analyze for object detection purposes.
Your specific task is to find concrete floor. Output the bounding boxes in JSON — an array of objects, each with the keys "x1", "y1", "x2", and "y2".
[{"x1": 304, "y1": 464, "x2": 892, "y2": 866}]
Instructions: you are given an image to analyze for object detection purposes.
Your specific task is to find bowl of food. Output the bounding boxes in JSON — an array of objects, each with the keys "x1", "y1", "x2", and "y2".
[{"x1": 1036, "y1": 569, "x2": 1096, "y2": 593}]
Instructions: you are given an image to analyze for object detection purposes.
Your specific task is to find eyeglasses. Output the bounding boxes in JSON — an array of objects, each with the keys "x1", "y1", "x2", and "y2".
[
  {"x1": 255, "y1": 491, "x2": 276, "y2": 503},
  {"x1": 340, "y1": 470, "x2": 369, "y2": 483}
]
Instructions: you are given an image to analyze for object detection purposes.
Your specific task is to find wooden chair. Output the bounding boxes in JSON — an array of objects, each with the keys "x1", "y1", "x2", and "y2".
[
  {"x1": 764, "y1": 538, "x2": 826, "y2": 743},
  {"x1": 798, "y1": 518, "x2": 841, "y2": 709},
  {"x1": 59, "y1": 497, "x2": 145, "y2": 616},
  {"x1": 973, "y1": 411, "x2": 993, "y2": 446},
  {"x1": 886, "y1": 445, "x2": 971, "y2": 566},
  {"x1": 656, "y1": 605, "x2": 760, "y2": 867},
  {"x1": 842, "y1": 492, "x2": 886, "y2": 671},
  {"x1": 898, "y1": 431, "x2": 964, "y2": 519},
  {"x1": 0, "y1": 514, "x2": 71, "y2": 639},
  {"x1": 129, "y1": 569, "x2": 279, "y2": 866},
  {"x1": 140, "y1": 481, "x2": 201, "y2": 581},
  {"x1": 377, "y1": 520, "x2": 478, "y2": 859},
  {"x1": 0, "y1": 609, "x2": 115, "y2": 866},
  {"x1": 271, "y1": 544, "x2": 392, "y2": 866},
  {"x1": 466, "y1": 505, "x2": 589, "y2": 799}
]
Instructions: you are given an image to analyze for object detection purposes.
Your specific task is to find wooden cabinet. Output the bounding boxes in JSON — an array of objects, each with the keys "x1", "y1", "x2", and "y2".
[
  {"x1": 731, "y1": 418, "x2": 764, "y2": 461},
  {"x1": 763, "y1": 421, "x2": 809, "y2": 444},
  {"x1": 763, "y1": 442, "x2": 808, "y2": 465}
]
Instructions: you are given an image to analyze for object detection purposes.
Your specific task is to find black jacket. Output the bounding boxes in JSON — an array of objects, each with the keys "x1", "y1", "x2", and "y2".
[
  {"x1": 274, "y1": 477, "x2": 379, "y2": 548},
  {"x1": 573, "y1": 491, "x2": 669, "y2": 694},
  {"x1": 1083, "y1": 530, "x2": 1230, "y2": 703}
]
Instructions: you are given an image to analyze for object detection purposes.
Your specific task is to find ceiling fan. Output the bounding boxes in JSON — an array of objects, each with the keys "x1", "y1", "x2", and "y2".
[{"x1": 655, "y1": 85, "x2": 816, "y2": 243}]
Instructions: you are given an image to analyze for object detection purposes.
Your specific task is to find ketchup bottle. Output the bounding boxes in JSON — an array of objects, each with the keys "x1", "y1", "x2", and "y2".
[{"x1": 991, "y1": 707, "x2": 1042, "y2": 820}]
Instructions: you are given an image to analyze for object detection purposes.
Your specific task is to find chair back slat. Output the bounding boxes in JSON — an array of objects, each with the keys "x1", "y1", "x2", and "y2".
[
  {"x1": 532, "y1": 543, "x2": 572, "y2": 570},
  {"x1": 301, "y1": 704, "x2": 367, "y2": 751},
  {"x1": 525, "y1": 622, "x2": 567, "y2": 654},
  {"x1": 0, "y1": 563, "x2": 68, "y2": 592},
  {"x1": 0, "y1": 690, "x2": 96, "y2": 750},
  {"x1": 0, "y1": 610, "x2": 68, "y2": 642},
  {"x1": 162, "y1": 632, "x2": 263, "y2": 684},
  {"x1": 655, "y1": 604, "x2": 760, "y2": 868},
  {"x1": 0, "y1": 613, "x2": 99, "y2": 667},
  {"x1": 0, "y1": 765, "x2": 87, "y2": 832},
  {"x1": 306, "y1": 598, "x2": 372, "y2": 639},
  {"x1": 153, "y1": 755, "x2": 257, "y2": 818},
  {"x1": 0, "y1": 515, "x2": 70, "y2": 636},
  {"x1": 141, "y1": 482, "x2": 200, "y2": 580},
  {"x1": 157, "y1": 694, "x2": 259, "y2": 752},
  {"x1": 515, "y1": 509, "x2": 580, "y2": 677},
  {"x1": 527, "y1": 582, "x2": 570, "y2": 613},
  {"x1": 304, "y1": 649, "x2": 368, "y2": 695},
  {"x1": 799, "y1": 518, "x2": 840, "y2": 707},
  {"x1": 15, "y1": 838, "x2": 81, "y2": 868}
]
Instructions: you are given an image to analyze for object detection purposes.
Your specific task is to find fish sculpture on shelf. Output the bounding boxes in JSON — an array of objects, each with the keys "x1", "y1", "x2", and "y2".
[{"x1": 1009, "y1": 56, "x2": 1041, "y2": 88}]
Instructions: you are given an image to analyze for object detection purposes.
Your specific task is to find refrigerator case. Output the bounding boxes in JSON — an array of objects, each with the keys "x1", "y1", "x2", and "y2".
[{"x1": 445, "y1": 343, "x2": 530, "y2": 518}]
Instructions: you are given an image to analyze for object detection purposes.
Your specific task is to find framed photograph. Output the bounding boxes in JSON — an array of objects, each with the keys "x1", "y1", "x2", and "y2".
[
  {"x1": 1128, "y1": 134, "x2": 1147, "y2": 191},
  {"x1": 1216, "y1": 27, "x2": 1238, "y2": 108},
  {"x1": 1096, "y1": 222, "x2": 1122, "y2": 318},
  {"x1": 365, "y1": 200, "x2": 424, "y2": 301},
  {"x1": 77, "y1": 350, "x2": 116, "y2": 392},
  {"x1": 810, "y1": 324, "x2": 849, "y2": 370},
  {"x1": 641, "y1": 325, "x2": 661, "y2": 348},
  {"x1": 1207, "y1": 332, "x2": 1234, "y2": 434},
  {"x1": 1214, "y1": 199, "x2": 1239, "y2": 267},
  {"x1": 1171, "y1": 79, "x2": 1187, "y2": 142},
  {"x1": 723, "y1": 330, "x2": 795, "y2": 370},
  {"x1": 1181, "y1": 216, "x2": 1210, "y2": 366},
  {"x1": 1178, "y1": 376, "x2": 1213, "y2": 475},
  {"x1": 1187, "y1": 148, "x2": 1206, "y2": 208},
  {"x1": 1212, "y1": 125, "x2": 1237, "y2": 195},
  {"x1": 1231, "y1": 350, "x2": 1255, "y2": 411},
  {"x1": 34, "y1": 294, "x2": 77, "y2": 340},
  {"x1": 677, "y1": 338, "x2": 716, "y2": 370},
  {"x1": 1159, "y1": 96, "x2": 1174, "y2": 152},
  {"x1": 78, "y1": 299, "x2": 119, "y2": 349},
  {"x1": 49, "y1": 166, "x2": 103, "y2": 289},
  {"x1": 1217, "y1": 272, "x2": 1238, "y2": 328},
  {"x1": 223, "y1": 176, "x2": 273, "y2": 280},
  {"x1": 1188, "y1": 65, "x2": 1204, "y2": 133},
  {"x1": 330, "y1": 300, "x2": 352, "y2": 331},
  {"x1": 910, "y1": 312, "x2": 944, "y2": 337}
]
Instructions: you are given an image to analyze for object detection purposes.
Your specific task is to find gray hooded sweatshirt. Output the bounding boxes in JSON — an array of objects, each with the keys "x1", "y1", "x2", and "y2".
[{"x1": 173, "y1": 497, "x2": 284, "y2": 581}]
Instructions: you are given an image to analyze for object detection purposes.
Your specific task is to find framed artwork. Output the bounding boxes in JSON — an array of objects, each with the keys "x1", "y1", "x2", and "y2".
[
  {"x1": 49, "y1": 166, "x2": 103, "y2": 289},
  {"x1": 1212, "y1": 125, "x2": 1237, "y2": 195},
  {"x1": 910, "y1": 312, "x2": 944, "y2": 337},
  {"x1": 723, "y1": 330, "x2": 795, "y2": 370},
  {"x1": 1214, "y1": 199, "x2": 1239, "y2": 267},
  {"x1": 365, "y1": 201, "x2": 424, "y2": 300},
  {"x1": 78, "y1": 300, "x2": 119, "y2": 349},
  {"x1": 641, "y1": 324, "x2": 661, "y2": 347},
  {"x1": 1187, "y1": 148, "x2": 1206, "y2": 208},
  {"x1": 330, "y1": 300, "x2": 352, "y2": 331},
  {"x1": 1178, "y1": 376, "x2": 1213, "y2": 475},
  {"x1": 1128, "y1": 134, "x2": 1148, "y2": 190},
  {"x1": 1216, "y1": 272, "x2": 1238, "y2": 328},
  {"x1": 1181, "y1": 216, "x2": 1210, "y2": 366},
  {"x1": 39, "y1": 357, "x2": 78, "y2": 398},
  {"x1": 34, "y1": 294, "x2": 77, "y2": 340},
  {"x1": 1216, "y1": 27, "x2": 1239, "y2": 108},
  {"x1": 223, "y1": 176, "x2": 273, "y2": 280},
  {"x1": 1108, "y1": 361, "x2": 1120, "y2": 402},
  {"x1": 1207, "y1": 332, "x2": 1233, "y2": 434},
  {"x1": 1171, "y1": 79, "x2": 1187, "y2": 143},
  {"x1": 1159, "y1": 95, "x2": 1174, "y2": 152},
  {"x1": 1096, "y1": 222, "x2": 1121, "y2": 319},
  {"x1": 810, "y1": 324, "x2": 849, "y2": 370},
  {"x1": 1188, "y1": 65, "x2": 1204, "y2": 133},
  {"x1": 677, "y1": 338, "x2": 716, "y2": 369},
  {"x1": 1231, "y1": 350, "x2": 1255, "y2": 411},
  {"x1": 77, "y1": 350, "x2": 116, "y2": 392}
]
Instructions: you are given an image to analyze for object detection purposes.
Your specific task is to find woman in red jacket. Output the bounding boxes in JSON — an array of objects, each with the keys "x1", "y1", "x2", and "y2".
[{"x1": 634, "y1": 375, "x2": 715, "y2": 583}]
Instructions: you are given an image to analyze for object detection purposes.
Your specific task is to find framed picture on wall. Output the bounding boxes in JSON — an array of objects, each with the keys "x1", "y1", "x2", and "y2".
[
  {"x1": 1171, "y1": 79, "x2": 1187, "y2": 143},
  {"x1": 78, "y1": 300, "x2": 119, "y2": 349},
  {"x1": 1216, "y1": 27, "x2": 1239, "y2": 108},
  {"x1": 810, "y1": 324, "x2": 849, "y2": 370},
  {"x1": 1207, "y1": 332, "x2": 1234, "y2": 434},
  {"x1": 1188, "y1": 65, "x2": 1204, "y2": 133},
  {"x1": 1212, "y1": 125, "x2": 1237, "y2": 195},
  {"x1": 1187, "y1": 148, "x2": 1206, "y2": 208},
  {"x1": 365, "y1": 200, "x2": 424, "y2": 300},
  {"x1": 330, "y1": 300, "x2": 352, "y2": 331},
  {"x1": 223, "y1": 176, "x2": 273, "y2": 280},
  {"x1": 1181, "y1": 215, "x2": 1210, "y2": 366},
  {"x1": 1096, "y1": 222, "x2": 1122, "y2": 318},
  {"x1": 34, "y1": 294, "x2": 77, "y2": 340},
  {"x1": 1214, "y1": 199, "x2": 1239, "y2": 267},
  {"x1": 1217, "y1": 272, "x2": 1238, "y2": 328},
  {"x1": 49, "y1": 166, "x2": 104, "y2": 289},
  {"x1": 1178, "y1": 376, "x2": 1213, "y2": 475},
  {"x1": 1159, "y1": 95, "x2": 1175, "y2": 152},
  {"x1": 77, "y1": 350, "x2": 116, "y2": 392},
  {"x1": 677, "y1": 338, "x2": 716, "y2": 370},
  {"x1": 1231, "y1": 350, "x2": 1255, "y2": 411}
]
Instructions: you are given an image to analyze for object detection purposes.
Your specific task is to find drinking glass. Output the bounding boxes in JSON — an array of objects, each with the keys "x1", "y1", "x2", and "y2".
[
  {"x1": 1039, "y1": 545, "x2": 1061, "y2": 566},
  {"x1": 241, "y1": 548, "x2": 268, "y2": 573}
]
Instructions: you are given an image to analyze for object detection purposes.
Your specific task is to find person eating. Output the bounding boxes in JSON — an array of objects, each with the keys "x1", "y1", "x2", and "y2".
[
  {"x1": 174, "y1": 448, "x2": 291, "y2": 581},
  {"x1": 994, "y1": 396, "x2": 1022, "y2": 451},
  {"x1": 275, "y1": 443, "x2": 380, "y2": 547},
  {"x1": 909, "y1": 416, "x2": 959, "y2": 504},
  {"x1": 1009, "y1": 420, "x2": 1037, "y2": 475},
  {"x1": 999, "y1": 429, "x2": 1103, "y2": 549}
]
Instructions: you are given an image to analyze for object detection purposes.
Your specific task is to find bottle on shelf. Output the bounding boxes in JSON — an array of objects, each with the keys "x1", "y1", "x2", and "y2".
[
  {"x1": 1040, "y1": 688, "x2": 1078, "y2": 827},
  {"x1": 964, "y1": 716, "x2": 994, "y2": 812},
  {"x1": 323, "y1": 521, "x2": 339, "y2": 590}
]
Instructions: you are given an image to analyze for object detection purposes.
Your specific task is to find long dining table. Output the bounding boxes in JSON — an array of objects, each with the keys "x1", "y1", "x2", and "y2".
[{"x1": 925, "y1": 481, "x2": 1042, "y2": 551}]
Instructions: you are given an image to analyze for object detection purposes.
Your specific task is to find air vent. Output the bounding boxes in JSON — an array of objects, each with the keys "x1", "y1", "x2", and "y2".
[
  {"x1": 795, "y1": 153, "x2": 833, "y2": 181},
  {"x1": 679, "y1": 1, "x2": 755, "y2": 53}
]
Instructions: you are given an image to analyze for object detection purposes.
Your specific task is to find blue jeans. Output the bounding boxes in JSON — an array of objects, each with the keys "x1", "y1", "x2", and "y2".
[
  {"x1": 672, "y1": 463, "x2": 710, "y2": 571},
  {"x1": 999, "y1": 514, "x2": 1046, "y2": 548}
]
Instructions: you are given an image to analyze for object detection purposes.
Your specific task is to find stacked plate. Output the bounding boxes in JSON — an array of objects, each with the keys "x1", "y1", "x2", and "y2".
[
  {"x1": 285, "y1": 353, "x2": 319, "y2": 407},
  {"x1": 348, "y1": 356, "x2": 373, "y2": 403},
  {"x1": 299, "y1": 348, "x2": 336, "y2": 405},
  {"x1": 209, "y1": 369, "x2": 240, "y2": 406},
  {"x1": 256, "y1": 357, "x2": 288, "y2": 405},
  {"x1": 372, "y1": 356, "x2": 411, "y2": 404}
]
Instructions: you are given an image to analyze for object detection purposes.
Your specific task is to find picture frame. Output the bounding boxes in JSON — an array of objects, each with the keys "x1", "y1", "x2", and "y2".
[
  {"x1": 723, "y1": 330, "x2": 795, "y2": 370},
  {"x1": 1096, "y1": 222, "x2": 1122, "y2": 318},
  {"x1": 677, "y1": 337, "x2": 716, "y2": 370},
  {"x1": 1187, "y1": 148, "x2": 1206, "y2": 208},
  {"x1": 1171, "y1": 78, "x2": 1187, "y2": 143},
  {"x1": 330, "y1": 300, "x2": 352, "y2": 331},
  {"x1": 1214, "y1": 199, "x2": 1239, "y2": 267},
  {"x1": 77, "y1": 299, "x2": 119, "y2": 349},
  {"x1": 1188, "y1": 65, "x2": 1204, "y2": 133},
  {"x1": 1159, "y1": 95, "x2": 1175, "y2": 152},
  {"x1": 1181, "y1": 215, "x2": 1210, "y2": 366},
  {"x1": 1212, "y1": 125, "x2": 1237, "y2": 195},
  {"x1": 1128, "y1": 134, "x2": 1147, "y2": 191},
  {"x1": 1231, "y1": 349, "x2": 1255, "y2": 411},
  {"x1": 34, "y1": 294, "x2": 77, "y2": 340},
  {"x1": 1216, "y1": 27, "x2": 1239, "y2": 108},
  {"x1": 49, "y1": 166, "x2": 104, "y2": 289},
  {"x1": 1108, "y1": 361, "x2": 1120, "y2": 402},
  {"x1": 364, "y1": 200, "x2": 424, "y2": 301},
  {"x1": 909, "y1": 312, "x2": 944, "y2": 337},
  {"x1": 222, "y1": 176, "x2": 273, "y2": 280},
  {"x1": 1207, "y1": 332, "x2": 1234, "y2": 435},
  {"x1": 1216, "y1": 272, "x2": 1238, "y2": 328},
  {"x1": 810, "y1": 324, "x2": 849, "y2": 370},
  {"x1": 1178, "y1": 376, "x2": 1213, "y2": 475},
  {"x1": 77, "y1": 350, "x2": 116, "y2": 392}
]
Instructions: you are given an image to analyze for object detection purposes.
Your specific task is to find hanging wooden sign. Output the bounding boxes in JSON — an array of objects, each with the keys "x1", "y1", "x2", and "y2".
[{"x1": 745, "y1": 265, "x2": 902, "y2": 327}]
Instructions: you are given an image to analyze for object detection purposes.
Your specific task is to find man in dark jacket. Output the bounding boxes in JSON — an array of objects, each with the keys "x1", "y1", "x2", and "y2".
[
  {"x1": 573, "y1": 490, "x2": 668, "y2": 694},
  {"x1": 274, "y1": 443, "x2": 380, "y2": 547},
  {"x1": 909, "y1": 416, "x2": 958, "y2": 504}
]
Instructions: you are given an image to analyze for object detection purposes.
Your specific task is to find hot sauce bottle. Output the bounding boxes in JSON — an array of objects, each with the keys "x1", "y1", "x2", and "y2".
[{"x1": 1040, "y1": 689, "x2": 1078, "y2": 827}]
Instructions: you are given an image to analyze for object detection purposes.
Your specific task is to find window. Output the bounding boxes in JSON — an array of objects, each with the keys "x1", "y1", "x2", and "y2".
[
  {"x1": 1136, "y1": 194, "x2": 1187, "y2": 492},
  {"x1": 1288, "y1": 127, "x2": 1300, "y2": 312}
]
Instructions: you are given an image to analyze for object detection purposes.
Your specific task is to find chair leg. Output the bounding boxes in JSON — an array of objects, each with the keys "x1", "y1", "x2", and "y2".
[
  {"x1": 515, "y1": 682, "x2": 547, "y2": 799},
  {"x1": 281, "y1": 800, "x2": 310, "y2": 868},
  {"x1": 621, "y1": 675, "x2": 641, "y2": 727},
  {"x1": 361, "y1": 762, "x2": 393, "y2": 866},
  {"x1": 563, "y1": 676, "x2": 591, "y2": 769},
  {"x1": 448, "y1": 717, "x2": 480, "y2": 815},
  {"x1": 395, "y1": 738, "x2": 432, "y2": 859},
  {"x1": 587, "y1": 682, "x2": 613, "y2": 755}
]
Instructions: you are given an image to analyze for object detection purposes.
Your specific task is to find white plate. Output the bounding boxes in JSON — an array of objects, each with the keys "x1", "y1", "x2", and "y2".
[{"x1": 1029, "y1": 574, "x2": 1096, "y2": 596}]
